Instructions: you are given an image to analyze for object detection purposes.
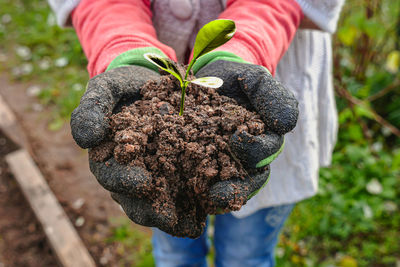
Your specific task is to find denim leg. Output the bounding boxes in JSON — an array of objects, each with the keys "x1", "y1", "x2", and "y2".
[
  {"x1": 213, "y1": 204, "x2": 294, "y2": 267},
  {"x1": 152, "y1": 226, "x2": 209, "y2": 267}
]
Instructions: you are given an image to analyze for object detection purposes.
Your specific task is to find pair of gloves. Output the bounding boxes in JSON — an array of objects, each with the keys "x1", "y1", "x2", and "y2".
[{"x1": 70, "y1": 48, "x2": 298, "y2": 236}]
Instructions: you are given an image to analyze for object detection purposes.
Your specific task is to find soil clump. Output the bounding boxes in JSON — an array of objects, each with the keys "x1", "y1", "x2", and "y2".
[{"x1": 90, "y1": 74, "x2": 266, "y2": 237}]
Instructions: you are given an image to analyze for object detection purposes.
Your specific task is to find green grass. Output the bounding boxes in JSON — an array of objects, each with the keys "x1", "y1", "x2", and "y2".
[
  {"x1": 276, "y1": 143, "x2": 400, "y2": 267},
  {"x1": 108, "y1": 218, "x2": 155, "y2": 267},
  {"x1": 1, "y1": 0, "x2": 399, "y2": 266},
  {"x1": 0, "y1": 0, "x2": 87, "y2": 129}
]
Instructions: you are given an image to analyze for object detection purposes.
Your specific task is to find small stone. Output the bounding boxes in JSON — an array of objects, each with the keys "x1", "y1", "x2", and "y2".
[
  {"x1": 275, "y1": 247, "x2": 285, "y2": 258},
  {"x1": 72, "y1": 83, "x2": 84, "y2": 91},
  {"x1": 1, "y1": 14, "x2": 11, "y2": 24},
  {"x1": 99, "y1": 257, "x2": 108, "y2": 266},
  {"x1": 38, "y1": 58, "x2": 51, "y2": 70},
  {"x1": 363, "y1": 204, "x2": 373, "y2": 219},
  {"x1": 20, "y1": 63, "x2": 33, "y2": 75},
  {"x1": 381, "y1": 126, "x2": 391, "y2": 137},
  {"x1": 54, "y1": 57, "x2": 68, "y2": 67},
  {"x1": 47, "y1": 13, "x2": 56, "y2": 26},
  {"x1": 75, "y1": 216, "x2": 85, "y2": 227},
  {"x1": 15, "y1": 45, "x2": 31, "y2": 60},
  {"x1": 26, "y1": 85, "x2": 41, "y2": 97},
  {"x1": 11, "y1": 66, "x2": 22, "y2": 77},
  {"x1": 371, "y1": 142, "x2": 382, "y2": 152},
  {"x1": 0, "y1": 53, "x2": 7, "y2": 62},
  {"x1": 72, "y1": 198, "x2": 85, "y2": 210},
  {"x1": 31, "y1": 103, "x2": 43, "y2": 112},
  {"x1": 100, "y1": 247, "x2": 112, "y2": 266},
  {"x1": 383, "y1": 201, "x2": 397, "y2": 212},
  {"x1": 366, "y1": 179, "x2": 383, "y2": 195}
]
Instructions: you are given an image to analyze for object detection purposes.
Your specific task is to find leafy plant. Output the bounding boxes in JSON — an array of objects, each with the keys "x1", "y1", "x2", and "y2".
[{"x1": 144, "y1": 19, "x2": 236, "y2": 115}]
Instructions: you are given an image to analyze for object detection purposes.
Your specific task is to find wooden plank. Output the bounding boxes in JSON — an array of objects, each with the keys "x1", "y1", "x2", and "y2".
[
  {"x1": 0, "y1": 93, "x2": 15, "y2": 126},
  {"x1": 5, "y1": 149, "x2": 96, "y2": 267},
  {"x1": 0, "y1": 94, "x2": 29, "y2": 149}
]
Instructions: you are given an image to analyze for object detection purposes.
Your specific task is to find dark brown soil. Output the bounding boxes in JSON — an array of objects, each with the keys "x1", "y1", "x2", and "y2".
[
  {"x1": 90, "y1": 74, "x2": 265, "y2": 236},
  {"x1": 0, "y1": 130, "x2": 58, "y2": 267}
]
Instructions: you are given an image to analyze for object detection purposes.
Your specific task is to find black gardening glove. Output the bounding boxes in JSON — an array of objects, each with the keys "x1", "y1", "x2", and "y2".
[
  {"x1": 195, "y1": 58, "x2": 299, "y2": 211},
  {"x1": 71, "y1": 65, "x2": 178, "y2": 233}
]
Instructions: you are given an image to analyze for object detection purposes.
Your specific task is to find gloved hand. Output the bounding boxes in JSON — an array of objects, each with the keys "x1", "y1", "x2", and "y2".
[
  {"x1": 194, "y1": 52, "x2": 299, "y2": 211},
  {"x1": 71, "y1": 48, "x2": 298, "y2": 236},
  {"x1": 71, "y1": 58, "x2": 180, "y2": 233}
]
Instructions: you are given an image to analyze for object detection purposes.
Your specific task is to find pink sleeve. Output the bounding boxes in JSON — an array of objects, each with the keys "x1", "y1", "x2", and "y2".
[
  {"x1": 71, "y1": 0, "x2": 177, "y2": 77},
  {"x1": 217, "y1": 0, "x2": 303, "y2": 74}
]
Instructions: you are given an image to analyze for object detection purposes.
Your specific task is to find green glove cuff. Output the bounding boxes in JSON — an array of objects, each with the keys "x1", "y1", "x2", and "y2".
[
  {"x1": 247, "y1": 141, "x2": 284, "y2": 199},
  {"x1": 192, "y1": 51, "x2": 271, "y2": 75},
  {"x1": 256, "y1": 139, "x2": 285, "y2": 168},
  {"x1": 247, "y1": 140, "x2": 284, "y2": 199},
  {"x1": 106, "y1": 47, "x2": 168, "y2": 73},
  {"x1": 192, "y1": 51, "x2": 250, "y2": 74},
  {"x1": 247, "y1": 172, "x2": 271, "y2": 200}
]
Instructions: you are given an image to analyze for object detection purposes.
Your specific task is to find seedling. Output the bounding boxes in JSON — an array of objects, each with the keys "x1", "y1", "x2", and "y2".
[{"x1": 144, "y1": 19, "x2": 236, "y2": 115}]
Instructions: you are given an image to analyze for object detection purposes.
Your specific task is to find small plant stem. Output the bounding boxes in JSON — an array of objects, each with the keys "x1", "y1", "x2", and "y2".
[
  {"x1": 181, "y1": 59, "x2": 196, "y2": 115},
  {"x1": 185, "y1": 59, "x2": 196, "y2": 80},
  {"x1": 179, "y1": 84, "x2": 187, "y2": 116}
]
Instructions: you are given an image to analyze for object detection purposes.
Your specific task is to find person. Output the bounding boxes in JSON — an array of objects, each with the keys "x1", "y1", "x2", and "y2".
[{"x1": 48, "y1": 0, "x2": 344, "y2": 266}]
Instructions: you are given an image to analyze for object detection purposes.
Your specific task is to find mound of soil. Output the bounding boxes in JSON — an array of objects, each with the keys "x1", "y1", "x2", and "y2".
[{"x1": 90, "y1": 74, "x2": 265, "y2": 237}]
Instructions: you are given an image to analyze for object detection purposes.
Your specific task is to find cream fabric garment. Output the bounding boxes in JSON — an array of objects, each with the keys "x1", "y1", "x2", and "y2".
[
  {"x1": 48, "y1": 0, "x2": 342, "y2": 216},
  {"x1": 47, "y1": 0, "x2": 80, "y2": 26},
  {"x1": 233, "y1": 30, "x2": 338, "y2": 217}
]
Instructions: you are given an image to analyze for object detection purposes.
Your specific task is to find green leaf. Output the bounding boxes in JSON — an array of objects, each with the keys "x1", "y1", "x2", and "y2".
[
  {"x1": 190, "y1": 77, "x2": 223, "y2": 88},
  {"x1": 364, "y1": 19, "x2": 385, "y2": 40},
  {"x1": 192, "y1": 19, "x2": 236, "y2": 60},
  {"x1": 385, "y1": 50, "x2": 400, "y2": 74},
  {"x1": 144, "y1": 53, "x2": 183, "y2": 85},
  {"x1": 186, "y1": 19, "x2": 236, "y2": 78},
  {"x1": 337, "y1": 25, "x2": 358, "y2": 46},
  {"x1": 354, "y1": 105, "x2": 374, "y2": 120}
]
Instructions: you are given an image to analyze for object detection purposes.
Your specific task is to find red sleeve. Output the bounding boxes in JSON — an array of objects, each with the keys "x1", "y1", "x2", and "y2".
[
  {"x1": 217, "y1": 0, "x2": 303, "y2": 74},
  {"x1": 71, "y1": 0, "x2": 177, "y2": 77}
]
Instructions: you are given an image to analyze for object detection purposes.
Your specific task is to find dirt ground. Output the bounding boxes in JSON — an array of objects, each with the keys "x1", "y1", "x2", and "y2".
[
  {"x1": 0, "y1": 130, "x2": 58, "y2": 266},
  {"x1": 0, "y1": 75, "x2": 150, "y2": 266}
]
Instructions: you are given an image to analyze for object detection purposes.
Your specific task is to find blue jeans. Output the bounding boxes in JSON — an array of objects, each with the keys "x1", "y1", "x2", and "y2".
[{"x1": 152, "y1": 204, "x2": 294, "y2": 267}]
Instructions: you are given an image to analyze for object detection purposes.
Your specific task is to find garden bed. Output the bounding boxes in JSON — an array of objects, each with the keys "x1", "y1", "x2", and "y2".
[
  {"x1": 0, "y1": 130, "x2": 57, "y2": 266},
  {"x1": 0, "y1": 76, "x2": 152, "y2": 266}
]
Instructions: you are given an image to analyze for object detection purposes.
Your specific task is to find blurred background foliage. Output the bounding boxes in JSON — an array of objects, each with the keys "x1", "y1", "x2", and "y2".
[
  {"x1": 277, "y1": 1, "x2": 400, "y2": 266},
  {"x1": 0, "y1": 0, "x2": 399, "y2": 266}
]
